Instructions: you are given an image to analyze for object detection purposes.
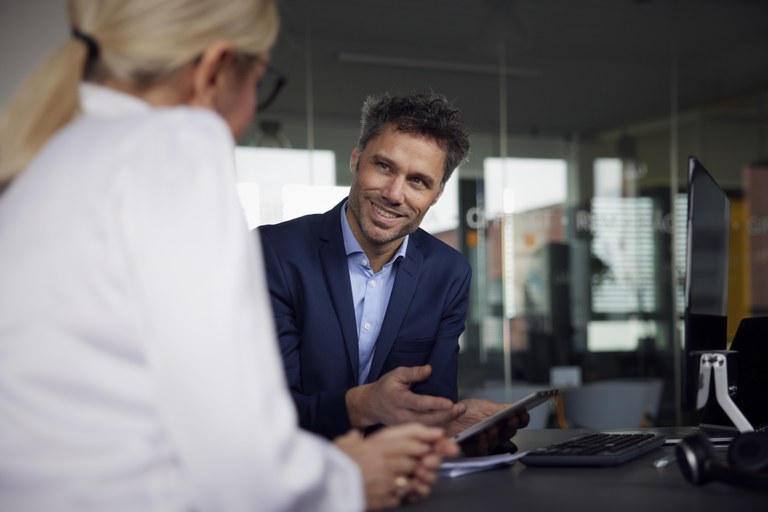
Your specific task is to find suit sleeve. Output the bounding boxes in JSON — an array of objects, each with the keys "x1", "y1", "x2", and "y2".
[{"x1": 258, "y1": 227, "x2": 353, "y2": 439}]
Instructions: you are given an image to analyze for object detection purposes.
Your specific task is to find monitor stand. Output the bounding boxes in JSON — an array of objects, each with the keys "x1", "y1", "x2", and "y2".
[{"x1": 693, "y1": 350, "x2": 755, "y2": 433}]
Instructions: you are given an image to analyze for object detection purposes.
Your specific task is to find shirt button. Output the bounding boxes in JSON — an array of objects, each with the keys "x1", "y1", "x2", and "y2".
[
  {"x1": 370, "y1": 280, "x2": 377, "y2": 287},
  {"x1": 361, "y1": 258, "x2": 368, "y2": 266},
  {"x1": 364, "y1": 322, "x2": 371, "y2": 330}
]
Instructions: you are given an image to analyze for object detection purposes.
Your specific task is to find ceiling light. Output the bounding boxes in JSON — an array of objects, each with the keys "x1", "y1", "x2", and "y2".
[{"x1": 337, "y1": 52, "x2": 540, "y2": 78}]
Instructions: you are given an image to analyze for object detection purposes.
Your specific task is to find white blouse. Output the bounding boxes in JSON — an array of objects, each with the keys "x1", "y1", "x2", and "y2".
[{"x1": 0, "y1": 84, "x2": 362, "y2": 512}]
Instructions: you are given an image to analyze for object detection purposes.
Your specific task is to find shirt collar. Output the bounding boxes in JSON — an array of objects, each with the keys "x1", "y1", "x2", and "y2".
[
  {"x1": 340, "y1": 200, "x2": 408, "y2": 262},
  {"x1": 79, "y1": 82, "x2": 154, "y2": 117}
]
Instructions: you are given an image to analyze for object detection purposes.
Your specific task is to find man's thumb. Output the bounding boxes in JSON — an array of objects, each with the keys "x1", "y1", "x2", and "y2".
[{"x1": 398, "y1": 364, "x2": 432, "y2": 383}]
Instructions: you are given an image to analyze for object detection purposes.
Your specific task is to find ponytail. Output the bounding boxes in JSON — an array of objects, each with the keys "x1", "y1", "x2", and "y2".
[
  {"x1": 0, "y1": 39, "x2": 87, "y2": 189},
  {"x1": 0, "y1": 0, "x2": 279, "y2": 191}
]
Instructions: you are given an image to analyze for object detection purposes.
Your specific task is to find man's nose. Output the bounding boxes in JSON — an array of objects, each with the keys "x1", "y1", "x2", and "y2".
[{"x1": 381, "y1": 176, "x2": 405, "y2": 204}]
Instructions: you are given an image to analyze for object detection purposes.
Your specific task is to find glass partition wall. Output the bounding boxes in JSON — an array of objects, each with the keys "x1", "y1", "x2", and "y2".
[{"x1": 238, "y1": 1, "x2": 768, "y2": 428}]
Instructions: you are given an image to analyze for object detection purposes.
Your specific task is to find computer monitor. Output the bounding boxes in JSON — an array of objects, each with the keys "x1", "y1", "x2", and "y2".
[{"x1": 681, "y1": 156, "x2": 730, "y2": 412}]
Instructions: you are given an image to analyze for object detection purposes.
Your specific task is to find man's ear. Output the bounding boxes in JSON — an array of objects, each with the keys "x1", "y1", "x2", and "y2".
[
  {"x1": 188, "y1": 40, "x2": 234, "y2": 108},
  {"x1": 349, "y1": 147, "x2": 359, "y2": 174}
]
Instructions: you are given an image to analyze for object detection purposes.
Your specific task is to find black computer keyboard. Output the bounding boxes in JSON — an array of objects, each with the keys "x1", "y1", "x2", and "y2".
[{"x1": 520, "y1": 432, "x2": 666, "y2": 466}]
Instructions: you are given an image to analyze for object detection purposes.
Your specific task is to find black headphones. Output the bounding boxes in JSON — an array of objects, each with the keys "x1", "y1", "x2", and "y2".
[{"x1": 676, "y1": 431, "x2": 768, "y2": 490}]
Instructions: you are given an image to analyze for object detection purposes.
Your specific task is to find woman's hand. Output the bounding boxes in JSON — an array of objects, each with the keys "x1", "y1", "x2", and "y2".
[{"x1": 335, "y1": 423, "x2": 459, "y2": 510}]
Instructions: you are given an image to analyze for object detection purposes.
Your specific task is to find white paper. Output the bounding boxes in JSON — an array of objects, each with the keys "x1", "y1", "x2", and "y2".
[{"x1": 439, "y1": 451, "x2": 529, "y2": 478}]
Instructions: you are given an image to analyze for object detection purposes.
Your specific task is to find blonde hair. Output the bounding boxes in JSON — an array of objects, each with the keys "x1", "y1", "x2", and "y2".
[{"x1": 0, "y1": 0, "x2": 278, "y2": 190}]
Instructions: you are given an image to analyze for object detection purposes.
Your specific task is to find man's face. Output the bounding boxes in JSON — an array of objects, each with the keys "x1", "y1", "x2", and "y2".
[{"x1": 346, "y1": 124, "x2": 446, "y2": 256}]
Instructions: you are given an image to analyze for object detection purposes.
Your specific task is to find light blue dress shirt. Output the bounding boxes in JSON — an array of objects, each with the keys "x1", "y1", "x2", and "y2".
[{"x1": 340, "y1": 202, "x2": 408, "y2": 385}]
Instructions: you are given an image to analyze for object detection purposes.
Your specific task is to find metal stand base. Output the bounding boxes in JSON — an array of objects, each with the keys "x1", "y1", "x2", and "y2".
[{"x1": 694, "y1": 350, "x2": 754, "y2": 433}]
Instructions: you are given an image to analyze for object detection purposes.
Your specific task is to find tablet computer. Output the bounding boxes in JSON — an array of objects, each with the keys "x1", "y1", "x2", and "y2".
[{"x1": 452, "y1": 388, "x2": 560, "y2": 444}]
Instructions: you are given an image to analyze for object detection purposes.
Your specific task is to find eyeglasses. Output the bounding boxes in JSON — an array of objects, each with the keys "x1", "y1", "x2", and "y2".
[{"x1": 257, "y1": 66, "x2": 286, "y2": 113}]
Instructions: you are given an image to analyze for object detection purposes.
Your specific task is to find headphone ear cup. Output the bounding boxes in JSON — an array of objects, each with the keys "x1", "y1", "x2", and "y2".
[
  {"x1": 677, "y1": 431, "x2": 768, "y2": 490},
  {"x1": 728, "y1": 432, "x2": 768, "y2": 473},
  {"x1": 676, "y1": 432, "x2": 717, "y2": 485}
]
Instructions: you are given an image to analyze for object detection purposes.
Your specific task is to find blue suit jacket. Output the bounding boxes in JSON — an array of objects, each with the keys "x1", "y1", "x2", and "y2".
[{"x1": 257, "y1": 200, "x2": 471, "y2": 439}]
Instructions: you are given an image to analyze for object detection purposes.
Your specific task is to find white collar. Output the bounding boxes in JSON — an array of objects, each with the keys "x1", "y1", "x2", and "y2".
[{"x1": 79, "y1": 82, "x2": 153, "y2": 117}]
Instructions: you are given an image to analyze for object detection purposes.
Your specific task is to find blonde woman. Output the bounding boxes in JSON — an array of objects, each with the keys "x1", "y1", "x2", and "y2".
[{"x1": 0, "y1": 1, "x2": 457, "y2": 511}]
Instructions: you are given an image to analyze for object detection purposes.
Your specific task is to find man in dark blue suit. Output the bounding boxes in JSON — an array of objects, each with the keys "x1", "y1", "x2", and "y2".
[{"x1": 258, "y1": 92, "x2": 527, "y2": 448}]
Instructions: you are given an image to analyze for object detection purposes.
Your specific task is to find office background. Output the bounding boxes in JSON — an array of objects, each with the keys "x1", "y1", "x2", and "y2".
[{"x1": 3, "y1": 0, "x2": 768, "y2": 427}]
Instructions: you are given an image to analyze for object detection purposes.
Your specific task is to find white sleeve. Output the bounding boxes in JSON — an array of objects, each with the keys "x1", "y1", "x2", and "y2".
[{"x1": 119, "y1": 110, "x2": 363, "y2": 512}]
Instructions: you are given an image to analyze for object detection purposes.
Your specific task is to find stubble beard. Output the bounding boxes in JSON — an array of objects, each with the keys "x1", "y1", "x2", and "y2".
[{"x1": 350, "y1": 195, "x2": 421, "y2": 247}]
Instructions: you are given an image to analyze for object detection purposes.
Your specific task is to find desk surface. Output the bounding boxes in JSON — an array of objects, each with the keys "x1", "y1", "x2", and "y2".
[{"x1": 404, "y1": 428, "x2": 767, "y2": 512}]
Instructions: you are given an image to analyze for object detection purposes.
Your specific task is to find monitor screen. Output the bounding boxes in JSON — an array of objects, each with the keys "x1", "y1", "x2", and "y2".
[{"x1": 682, "y1": 156, "x2": 730, "y2": 412}]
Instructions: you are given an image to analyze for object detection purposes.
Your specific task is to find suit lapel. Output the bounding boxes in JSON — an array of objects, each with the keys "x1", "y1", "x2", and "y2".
[
  {"x1": 320, "y1": 201, "x2": 361, "y2": 382},
  {"x1": 367, "y1": 234, "x2": 423, "y2": 382}
]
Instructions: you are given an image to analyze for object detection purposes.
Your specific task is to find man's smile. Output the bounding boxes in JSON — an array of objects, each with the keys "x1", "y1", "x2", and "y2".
[{"x1": 370, "y1": 201, "x2": 404, "y2": 222}]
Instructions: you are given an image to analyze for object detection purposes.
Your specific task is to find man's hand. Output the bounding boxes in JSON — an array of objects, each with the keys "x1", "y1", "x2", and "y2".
[
  {"x1": 345, "y1": 365, "x2": 466, "y2": 429},
  {"x1": 444, "y1": 398, "x2": 530, "y2": 456}
]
